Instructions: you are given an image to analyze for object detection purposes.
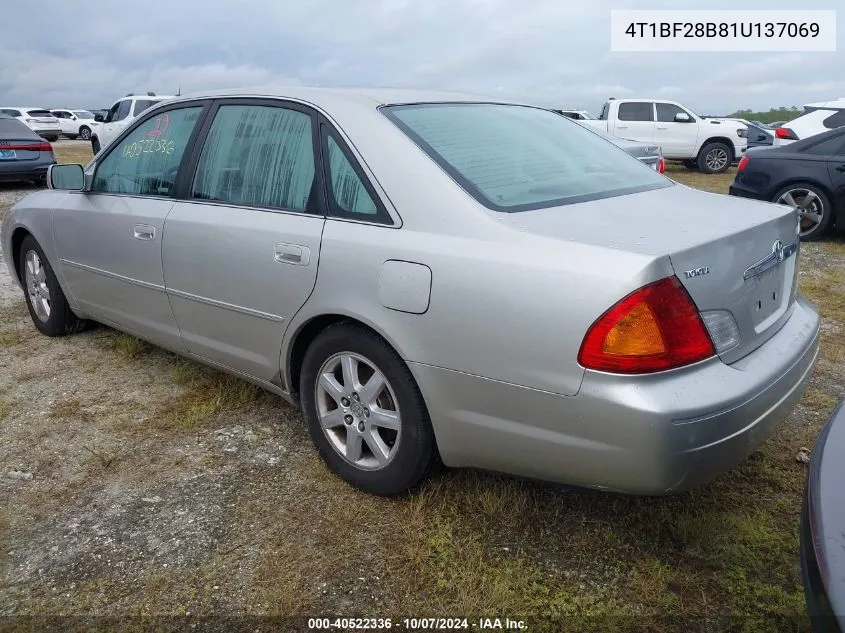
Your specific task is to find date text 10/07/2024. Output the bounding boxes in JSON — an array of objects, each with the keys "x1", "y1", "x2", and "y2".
[{"x1": 307, "y1": 617, "x2": 528, "y2": 630}]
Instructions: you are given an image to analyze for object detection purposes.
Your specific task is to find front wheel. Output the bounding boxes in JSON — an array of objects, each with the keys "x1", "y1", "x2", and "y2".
[
  {"x1": 697, "y1": 142, "x2": 732, "y2": 174},
  {"x1": 18, "y1": 235, "x2": 87, "y2": 336},
  {"x1": 300, "y1": 323, "x2": 438, "y2": 496},
  {"x1": 91, "y1": 137, "x2": 101, "y2": 154},
  {"x1": 773, "y1": 183, "x2": 832, "y2": 241},
  {"x1": 79, "y1": 126, "x2": 92, "y2": 140}
]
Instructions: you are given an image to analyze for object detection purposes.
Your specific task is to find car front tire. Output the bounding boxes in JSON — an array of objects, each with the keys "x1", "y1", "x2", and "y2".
[
  {"x1": 79, "y1": 126, "x2": 92, "y2": 140},
  {"x1": 697, "y1": 141, "x2": 732, "y2": 174},
  {"x1": 773, "y1": 183, "x2": 833, "y2": 241},
  {"x1": 18, "y1": 235, "x2": 87, "y2": 337},
  {"x1": 300, "y1": 323, "x2": 438, "y2": 496},
  {"x1": 91, "y1": 137, "x2": 101, "y2": 154}
]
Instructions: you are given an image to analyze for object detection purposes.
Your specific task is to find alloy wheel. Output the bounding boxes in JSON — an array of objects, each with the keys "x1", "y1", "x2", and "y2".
[
  {"x1": 778, "y1": 188, "x2": 824, "y2": 238},
  {"x1": 705, "y1": 147, "x2": 729, "y2": 171},
  {"x1": 315, "y1": 352, "x2": 401, "y2": 470},
  {"x1": 24, "y1": 250, "x2": 51, "y2": 322}
]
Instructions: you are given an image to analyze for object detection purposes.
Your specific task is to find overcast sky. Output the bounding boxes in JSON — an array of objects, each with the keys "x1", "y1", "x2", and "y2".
[{"x1": 1, "y1": 0, "x2": 842, "y2": 115}]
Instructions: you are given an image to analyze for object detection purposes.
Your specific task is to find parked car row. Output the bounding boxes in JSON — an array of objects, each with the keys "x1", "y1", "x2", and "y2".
[{"x1": 0, "y1": 107, "x2": 102, "y2": 142}]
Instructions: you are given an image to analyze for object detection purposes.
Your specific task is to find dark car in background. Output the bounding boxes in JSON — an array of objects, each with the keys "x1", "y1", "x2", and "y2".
[
  {"x1": 0, "y1": 114, "x2": 56, "y2": 185},
  {"x1": 746, "y1": 122, "x2": 774, "y2": 150},
  {"x1": 801, "y1": 400, "x2": 845, "y2": 633},
  {"x1": 729, "y1": 126, "x2": 845, "y2": 240}
]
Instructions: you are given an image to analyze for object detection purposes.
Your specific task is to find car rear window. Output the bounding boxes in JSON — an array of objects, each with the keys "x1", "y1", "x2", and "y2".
[
  {"x1": 823, "y1": 110, "x2": 845, "y2": 129},
  {"x1": 383, "y1": 103, "x2": 670, "y2": 212},
  {"x1": 26, "y1": 109, "x2": 53, "y2": 117}
]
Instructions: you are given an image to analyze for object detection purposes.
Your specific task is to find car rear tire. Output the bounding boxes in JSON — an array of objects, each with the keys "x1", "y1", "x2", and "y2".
[
  {"x1": 697, "y1": 142, "x2": 732, "y2": 174},
  {"x1": 18, "y1": 235, "x2": 87, "y2": 337},
  {"x1": 682, "y1": 159, "x2": 699, "y2": 170},
  {"x1": 45, "y1": 135, "x2": 59, "y2": 143},
  {"x1": 91, "y1": 137, "x2": 101, "y2": 154},
  {"x1": 773, "y1": 183, "x2": 832, "y2": 241},
  {"x1": 300, "y1": 322, "x2": 438, "y2": 496},
  {"x1": 79, "y1": 126, "x2": 92, "y2": 141}
]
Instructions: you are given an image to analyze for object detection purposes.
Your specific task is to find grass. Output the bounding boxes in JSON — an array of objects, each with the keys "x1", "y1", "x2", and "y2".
[
  {"x1": 664, "y1": 161, "x2": 735, "y2": 193},
  {"x1": 110, "y1": 333, "x2": 149, "y2": 360},
  {"x1": 157, "y1": 360, "x2": 264, "y2": 431},
  {"x1": 53, "y1": 142, "x2": 93, "y2": 166}
]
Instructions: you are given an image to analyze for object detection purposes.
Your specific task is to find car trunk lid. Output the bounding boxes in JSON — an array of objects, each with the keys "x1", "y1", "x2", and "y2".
[{"x1": 491, "y1": 183, "x2": 800, "y2": 364}]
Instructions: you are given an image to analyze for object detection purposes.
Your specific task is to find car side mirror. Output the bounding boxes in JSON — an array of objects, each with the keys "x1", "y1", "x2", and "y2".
[
  {"x1": 674, "y1": 113, "x2": 691, "y2": 123},
  {"x1": 95, "y1": 113, "x2": 105, "y2": 122},
  {"x1": 48, "y1": 164, "x2": 85, "y2": 191}
]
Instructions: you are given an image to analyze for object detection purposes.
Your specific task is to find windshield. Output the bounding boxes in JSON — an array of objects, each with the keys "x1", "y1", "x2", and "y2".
[
  {"x1": 27, "y1": 109, "x2": 53, "y2": 118},
  {"x1": 73, "y1": 110, "x2": 95, "y2": 119},
  {"x1": 383, "y1": 103, "x2": 669, "y2": 212}
]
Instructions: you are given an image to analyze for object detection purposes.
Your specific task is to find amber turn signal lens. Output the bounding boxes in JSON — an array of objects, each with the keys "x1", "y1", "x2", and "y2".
[{"x1": 578, "y1": 276, "x2": 715, "y2": 373}]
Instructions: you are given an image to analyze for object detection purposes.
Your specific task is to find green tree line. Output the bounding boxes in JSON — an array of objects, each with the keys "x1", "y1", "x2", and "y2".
[{"x1": 726, "y1": 106, "x2": 802, "y2": 124}]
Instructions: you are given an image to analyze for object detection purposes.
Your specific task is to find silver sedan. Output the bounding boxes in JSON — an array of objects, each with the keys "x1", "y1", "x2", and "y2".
[{"x1": 1, "y1": 88, "x2": 820, "y2": 496}]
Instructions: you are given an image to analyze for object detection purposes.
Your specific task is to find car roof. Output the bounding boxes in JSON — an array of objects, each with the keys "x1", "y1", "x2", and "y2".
[
  {"x1": 803, "y1": 98, "x2": 845, "y2": 110},
  {"x1": 173, "y1": 86, "x2": 523, "y2": 110}
]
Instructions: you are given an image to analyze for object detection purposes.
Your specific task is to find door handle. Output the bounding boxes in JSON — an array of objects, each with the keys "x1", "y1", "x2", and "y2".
[
  {"x1": 616, "y1": 125, "x2": 629, "y2": 129},
  {"x1": 133, "y1": 224, "x2": 155, "y2": 240},
  {"x1": 274, "y1": 242, "x2": 311, "y2": 266},
  {"x1": 836, "y1": 164, "x2": 845, "y2": 173},
  {"x1": 656, "y1": 125, "x2": 668, "y2": 130}
]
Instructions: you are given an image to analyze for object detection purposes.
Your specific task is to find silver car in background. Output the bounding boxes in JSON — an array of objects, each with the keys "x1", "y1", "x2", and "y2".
[
  {"x1": 2, "y1": 88, "x2": 819, "y2": 496},
  {"x1": 551, "y1": 110, "x2": 665, "y2": 173}
]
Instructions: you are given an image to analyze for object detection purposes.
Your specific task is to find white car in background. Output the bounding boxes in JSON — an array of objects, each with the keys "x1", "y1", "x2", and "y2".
[
  {"x1": 773, "y1": 98, "x2": 845, "y2": 147},
  {"x1": 556, "y1": 109, "x2": 596, "y2": 120},
  {"x1": 0, "y1": 107, "x2": 61, "y2": 142},
  {"x1": 91, "y1": 92, "x2": 175, "y2": 153},
  {"x1": 50, "y1": 109, "x2": 100, "y2": 140}
]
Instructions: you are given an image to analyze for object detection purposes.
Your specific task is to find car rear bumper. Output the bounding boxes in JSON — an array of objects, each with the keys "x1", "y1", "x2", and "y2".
[
  {"x1": 32, "y1": 128, "x2": 61, "y2": 138},
  {"x1": 0, "y1": 162, "x2": 53, "y2": 183},
  {"x1": 729, "y1": 182, "x2": 764, "y2": 201},
  {"x1": 411, "y1": 295, "x2": 819, "y2": 494}
]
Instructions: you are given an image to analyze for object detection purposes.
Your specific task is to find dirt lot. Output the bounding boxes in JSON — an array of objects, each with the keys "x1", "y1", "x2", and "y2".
[{"x1": 1, "y1": 145, "x2": 844, "y2": 632}]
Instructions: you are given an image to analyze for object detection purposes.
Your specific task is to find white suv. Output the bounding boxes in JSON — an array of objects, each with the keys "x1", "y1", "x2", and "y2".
[
  {"x1": 91, "y1": 92, "x2": 174, "y2": 153},
  {"x1": 773, "y1": 99, "x2": 845, "y2": 147},
  {"x1": 0, "y1": 107, "x2": 62, "y2": 141}
]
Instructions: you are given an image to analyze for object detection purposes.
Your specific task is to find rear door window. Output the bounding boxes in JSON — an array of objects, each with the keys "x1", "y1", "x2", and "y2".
[
  {"x1": 618, "y1": 102, "x2": 654, "y2": 122},
  {"x1": 26, "y1": 109, "x2": 53, "y2": 118},
  {"x1": 191, "y1": 104, "x2": 316, "y2": 212}
]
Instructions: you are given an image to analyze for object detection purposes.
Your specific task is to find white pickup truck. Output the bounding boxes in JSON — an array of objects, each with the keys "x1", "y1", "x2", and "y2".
[{"x1": 582, "y1": 98, "x2": 747, "y2": 174}]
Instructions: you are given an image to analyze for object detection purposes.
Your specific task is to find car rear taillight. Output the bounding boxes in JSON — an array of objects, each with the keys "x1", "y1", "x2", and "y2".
[
  {"x1": 737, "y1": 155, "x2": 750, "y2": 172},
  {"x1": 0, "y1": 142, "x2": 52, "y2": 151},
  {"x1": 578, "y1": 276, "x2": 715, "y2": 373},
  {"x1": 657, "y1": 158, "x2": 666, "y2": 174},
  {"x1": 775, "y1": 127, "x2": 799, "y2": 140}
]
